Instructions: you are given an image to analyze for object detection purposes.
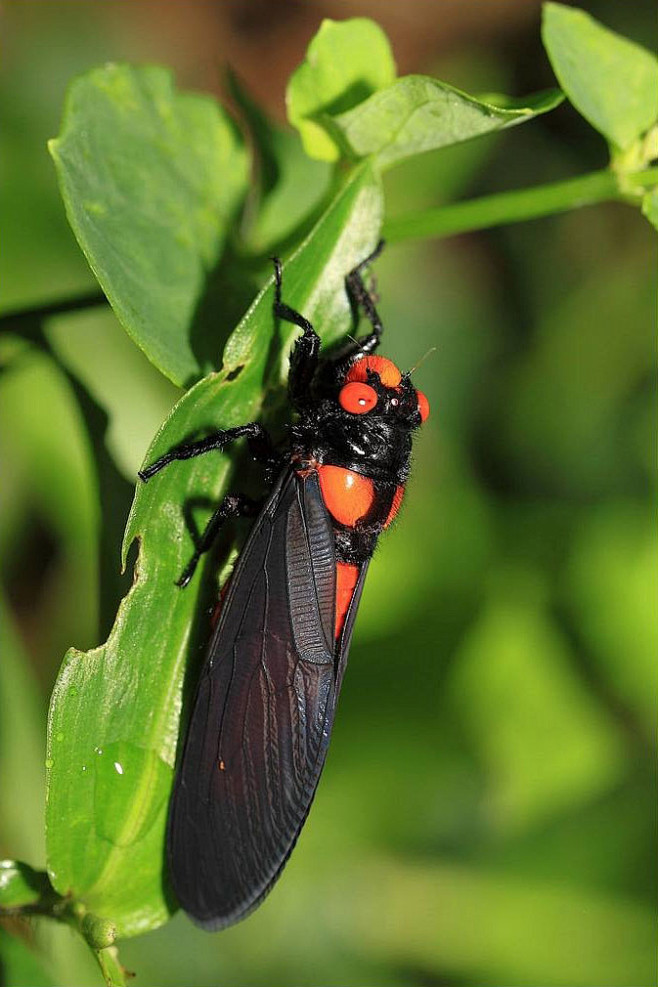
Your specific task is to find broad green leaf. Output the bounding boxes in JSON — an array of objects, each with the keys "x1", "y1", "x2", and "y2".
[
  {"x1": 46, "y1": 162, "x2": 383, "y2": 937},
  {"x1": 287, "y1": 18, "x2": 396, "y2": 162},
  {"x1": 542, "y1": 3, "x2": 658, "y2": 151},
  {"x1": 382, "y1": 52, "x2": 523, "y2": 217},
  {"x1": 49, "y1": 64, "x2": 249, "y2": 387},
  {"x1": 325, "y1": 76, "x2": 563, "y2": 169},
  {"x1": 642, "y1": 187, "x2": 658, "y2": 230}
]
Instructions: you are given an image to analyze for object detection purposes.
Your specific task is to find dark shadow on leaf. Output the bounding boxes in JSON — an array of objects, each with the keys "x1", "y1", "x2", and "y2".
[
  {"x1": 172, "y1": 446, "x2": 269, "y2": 722},
  {"x1": 319, "y1": 79, "x2": 378, "y2": 117},
  {"x1": 186, "y1": 243, "x2": 263, "y2": 387},
  {"x1": 181, "y1": 496, "x2": 219, "y2": 552},
  {"x1": 225, "y1": 67, "x2": 280, "y2": 198},
  {"x1": 64, "y1": 372, "x2": 135, "y2": 643}
]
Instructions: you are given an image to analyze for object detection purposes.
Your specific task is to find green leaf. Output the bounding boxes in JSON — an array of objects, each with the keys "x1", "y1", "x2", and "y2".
[
  {"x1": 46, "y1": 162, "x2": 383, "y2": 938},
  {"x1": 0, "y1": 860, "x2": 51, "y2": 909},
  {"x1": 49, "y1": 64, "x2": 249, "y2": 387},
  {"x1": 287, "y1": 18, "x2": 396, "y2": 162},
  {"x1": 641, "y1": 187, "x2": 658, "y2": 229},
  {"x1": 325, "y1": 76, "x2": 563, "y2": 170},
  {"x1": 542, "y1": 3, "x2": 658, "y2": 151}
]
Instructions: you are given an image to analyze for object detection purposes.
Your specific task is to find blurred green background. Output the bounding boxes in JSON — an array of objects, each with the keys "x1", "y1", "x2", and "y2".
[{"x1": 0, "y1": 2, "x2": 655, "y2": 985}]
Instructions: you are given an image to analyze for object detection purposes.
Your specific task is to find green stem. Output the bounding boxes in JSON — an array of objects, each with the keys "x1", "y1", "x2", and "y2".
[
  {"x1": 0, "y1": 288, "x2": 107, "y2": 335},
  {"x1": 95, "y1": 946, "x2": 129, "y2": 987},
  {"x1": 383, "y1": 167, "x2": 658, "y2": 243},
  {"x1": 2, "y1": 168, "x2": 656, "y2": 333},
  {"x1": 1, "y1": 875, "x2": 125, "y2": 987}
]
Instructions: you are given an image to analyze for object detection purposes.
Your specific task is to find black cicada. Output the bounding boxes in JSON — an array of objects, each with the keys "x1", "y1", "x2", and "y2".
[{"x1": 139, "y1": 242, "x2": 429, "y2": 929}]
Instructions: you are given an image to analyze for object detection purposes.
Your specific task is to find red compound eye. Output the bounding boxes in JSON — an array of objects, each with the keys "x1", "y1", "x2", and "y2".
[
  {"x1": 339, "y1": 382, "x2": 378, "y2": 415},
  {"x1": 416, "y1": 390, "x2": 430, "y2": 423}
]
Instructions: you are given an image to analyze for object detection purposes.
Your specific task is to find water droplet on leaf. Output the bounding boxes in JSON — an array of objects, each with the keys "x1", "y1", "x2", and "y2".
[{"x1": 93, "y1": 741, "x2": 171, "y2": 846}]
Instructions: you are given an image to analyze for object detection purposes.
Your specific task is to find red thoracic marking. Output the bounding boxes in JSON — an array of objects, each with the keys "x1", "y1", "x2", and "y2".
[
  {"x1": 384, "y1": 485, "x2": 405, "y2": 528},
  {"x1": 346, "y1": 355, "x2": 402, "y2": 388},
  {"x1": 318, "y1": 465, "x2": 375, "y2": 527},
  {"x1": 335, "y1": 562, "x2": 360, "y2": 639},
  {"x1": 339, "y1": 381, "x2": 378, "y2": 415},
  {"x1": 416, "y1": 390, "x2": 430, "y2": 422}
]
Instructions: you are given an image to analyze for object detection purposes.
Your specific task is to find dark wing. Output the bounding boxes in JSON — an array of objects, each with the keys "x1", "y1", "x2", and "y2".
[{"x1": 167, "y1": 469, "x2": 366, "y2": 929}]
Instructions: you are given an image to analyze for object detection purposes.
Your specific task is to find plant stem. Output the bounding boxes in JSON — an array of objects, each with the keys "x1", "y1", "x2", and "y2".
[
  {"x1": 383, "y1": 167, "x2": 658, "y2": 243},
  {"x1": 0, "y1": 873, "x2": 126, "y2": 987},
  {"x1": 0, "y1": 288, "x2": 107, "y2": 335},
  {"x1": 96, "y1": 946, "x2": 129, "y2": 987},
  {"x1": 2, "y1": 168, "x2": 655, "y2": 332}
]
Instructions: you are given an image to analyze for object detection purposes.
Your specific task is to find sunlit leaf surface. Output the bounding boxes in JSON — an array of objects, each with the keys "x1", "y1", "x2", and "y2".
[
  {"x1": 542, "y1": 3, "x2": 658, "y2": 150},
  {"x1": 287, "y1": 17, "x2": 396, "y2": 161},
  {"x1": 50, "y1": 64, "x2": 249, "y2": 386},
  {"x1": 327, "y1": 78, "x2": 563, "y2": 169}
]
